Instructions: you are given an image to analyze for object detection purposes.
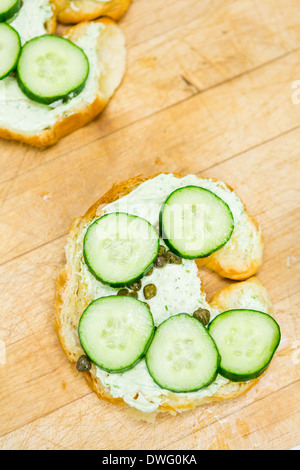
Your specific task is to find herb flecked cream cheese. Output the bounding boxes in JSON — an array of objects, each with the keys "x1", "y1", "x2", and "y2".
[
  {"x1": 75, "y1": 174, "x2": 265, "y2": 413},
  {"x1": 10, "y1": 0, "x2": 53, "y2": 44}
]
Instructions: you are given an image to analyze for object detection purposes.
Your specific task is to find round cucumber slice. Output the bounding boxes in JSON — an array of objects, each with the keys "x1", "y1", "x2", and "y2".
[
  {"x1": 17, "y1": 34, "x2": 89, "y2": 105},
  {"x1": 208, "y1": 309, "x2": 281, "y2": 382},
  {"x1": 160, "y1": 186, "x2": 234, "y2": 259},
  {"x1": 146, "y1": 314, "x2": 220, "y2": 393},
  {"x1": 0, "y1": 0, "x2": 22, "y2": 22},
  {"x1": 0, "y1": 23, "x2": 21, "y2": 79},
  {"x1": 78, "y1": 296, "x2": 155, "y2": 373},
  {"x1": 83, "y1": 212, "x2": 159, "y2": 287}
]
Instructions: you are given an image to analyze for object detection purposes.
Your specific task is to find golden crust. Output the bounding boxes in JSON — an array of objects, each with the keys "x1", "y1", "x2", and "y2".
[
  {"x1": 210, "y1": 276, "x2": 273, "y2": 314},
  {"x1": 54, "y1": 173, "x2": 270, "y2": 415},
  {"x1": 0, "y1": 18, "x2": 126, "y2": 148},
  {"x1": 55, "y1": 0, "x2": 131, "y2": 24},
  {"x1": 197, "y1": 214, "x2": 263, "y2": 280},
  {"x1": 47, "y1": 1, "x2": 58, "y2": 33}
]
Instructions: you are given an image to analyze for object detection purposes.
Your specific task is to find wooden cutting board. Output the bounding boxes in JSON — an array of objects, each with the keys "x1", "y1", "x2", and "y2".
[{"x1": 0, "y1": 0, "x2": 299, "y2": 450}]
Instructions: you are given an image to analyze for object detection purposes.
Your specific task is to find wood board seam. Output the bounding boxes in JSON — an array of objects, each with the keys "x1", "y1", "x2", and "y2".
[
  {"x1": 197, "y1": 124, "x2": 300, "y2": 173},
  {"x1": 1, "y1": 376, "x2": 299, "y2": 446},
  {"x1": 160, "y1": 378, "x2": 300, "y2": 450},
  {"x1": 1, "y1": 45, "x2": 299, "y2": 189}
]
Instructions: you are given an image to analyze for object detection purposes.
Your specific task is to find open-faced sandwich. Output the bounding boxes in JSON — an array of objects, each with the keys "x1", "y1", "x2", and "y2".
[
  {"x1": 0, "y1": 0, "x2": 126, "y2": 147},
  {"x1": 55, "y1": 173, "x2": 281, "y2": 416},
  {"x1": 55, "y1": 0, "x2": 132, "y2": 24}
]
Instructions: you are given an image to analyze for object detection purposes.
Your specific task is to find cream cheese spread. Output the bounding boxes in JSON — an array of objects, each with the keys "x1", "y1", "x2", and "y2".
[
  {"x1": 75, "y1": 174, "x2": 266, "y2": 413},
  {"x1": 0, "y1": 21, "x2": 103, "y2": 134},
  {"x1": 10, "y1": 0, "x2": 53, "y2": 44}
]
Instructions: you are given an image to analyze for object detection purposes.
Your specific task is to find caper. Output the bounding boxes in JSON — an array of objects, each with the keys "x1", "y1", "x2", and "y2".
[
  {"x1": 128, "y1": 281, "x2": 142, "y2": 291},
  {"x1": 117, "y1": 288, "x2": 129, "y2": 296},
  {"x1": 143, "y1": 283, "x2": 157, "y2": 300},
  {"x1": 143, "y1": 302, "x2": 150, "y2": 310},
  {"x1": 165, "y1": 250, "x2": 182, "y2": 265},
  {"x1": 146, "y1": 267, "x2": 154, "y2": 277},
  {"x1": 128, "y1": 291, "x2": 138, "y2": 299},
  {"x1": 76, "y1": 355, "x2": 91, "y2": 372},
  {"x1": 158, "y1": 245, "x2": 166, "y2": 256},
  {"x1": 154, "y1": 255, "x2": 167, "y2": 268},
  {"x1": 193, "y1": 308, "x2": 211, "y2": 326}
]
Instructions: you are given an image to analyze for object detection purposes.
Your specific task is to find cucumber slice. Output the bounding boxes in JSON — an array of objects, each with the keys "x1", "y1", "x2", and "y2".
[
  {"x1": 208, "y1": 309, "x2": 281, "y2": 382},
  {"x1": 146, "y1": 314, "x2": 220, "y2": 393},
  {"x1": 160, "y1": 186, "x2": 234, "y2": 259},
  {"x1": 83, "y1": 212, "x2": 159, "y2": 287},
  {"x1": 17, "y1": 34, "x2": 89, "y2": 105},
  {"x1": 78, "y1": 296, "x2": 155, "y2": 373},
  {"x1": 0, "y1": 0, "x2": 21, "y2": 22},
  {"x1": 0, "y1": 23, "x2": 20, "y2": 79}
]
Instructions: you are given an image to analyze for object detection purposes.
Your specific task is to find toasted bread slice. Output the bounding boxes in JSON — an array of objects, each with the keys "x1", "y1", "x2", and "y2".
[
  {"x1": 0, "y1": 18, "x2": 126, "y2": 147},
  {"x1": 55, "y1": 0, "x2": 131, "y2": 24},
  {"x1": 55, "y1": 173, "x2": 271, "y2": 416}
]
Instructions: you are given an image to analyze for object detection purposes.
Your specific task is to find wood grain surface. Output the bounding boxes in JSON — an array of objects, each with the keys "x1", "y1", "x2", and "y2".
[{"x1": 0, "y1": 0, "x2": 299, "y2": 450}]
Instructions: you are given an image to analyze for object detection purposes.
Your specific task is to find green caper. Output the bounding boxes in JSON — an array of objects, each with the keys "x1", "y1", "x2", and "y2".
[
  {"x1": 193, "y1": 308, "x2": 211, "y2": 326},
  {"x1": 117, "y1": 288, "x2": 129, "y2": 296},
  {"x1": 143, "y1": 283, "x2": 157, "y2": 300},
  {"x1": 154, "y1": 255, "x2": 167, "y2": 268},
  {"x1": 128, "y1": 281, "x2": 142, "y2": 291},
  {"x1": 128, "y1": 291, "x2": 138, "y2": 299},
  {"x1": 165, "y1": 250, "x2": 182, "y2": 265},
  {"x1": 76, "y1": 355, "x2": 91, "y2": 372},
  {"x1": 145, "y1": 267, "x2": 154, "y2": 277},
  {"x1": 158, "y1": 245, "x2": 166, "y2": 256}
]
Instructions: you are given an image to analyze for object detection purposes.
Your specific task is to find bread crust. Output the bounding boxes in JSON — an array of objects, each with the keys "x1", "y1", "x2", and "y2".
[
  {"x1": 0, "y1": 18, "x2": 126, "y2": 148},
  {"x1": 54, "y1": 173, "x2": 270, "y2": 415},
  {"x1": 55, "y1": 0, "x2": 131, "y2": 24},
  {"x1": 197, "y1": 215, "x2": 263, "y2": 280},
  {"x1": 47, "y1": 1, "x2": 58, "y2": 33}
]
